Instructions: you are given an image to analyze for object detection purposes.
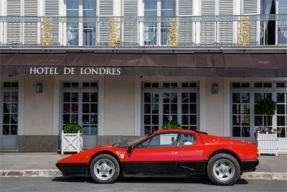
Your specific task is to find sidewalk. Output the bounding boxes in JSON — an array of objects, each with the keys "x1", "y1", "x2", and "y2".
[{"x1": 0, "y1": 152, "x2": 286, "y2": 180}]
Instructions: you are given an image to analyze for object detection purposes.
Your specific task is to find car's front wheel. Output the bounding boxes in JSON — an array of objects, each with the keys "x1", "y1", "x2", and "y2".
[
  {"x1": 90, "y1": 154, "x2": 120, "y2": 183},
  {"x1": 207, "y1": 153, "x2": 240, "y2": 185}
]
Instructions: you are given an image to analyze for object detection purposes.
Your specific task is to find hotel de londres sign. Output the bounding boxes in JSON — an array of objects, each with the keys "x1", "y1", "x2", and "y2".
[{"x1": 30, "y1": 67, "x2": 122, "y2": 76}]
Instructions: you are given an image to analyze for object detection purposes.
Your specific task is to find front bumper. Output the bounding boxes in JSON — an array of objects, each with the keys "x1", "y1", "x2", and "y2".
[
  {"x1": 241, "y1": 160, "x2": 259, "y2": 172},
  {"x1": 56, "y1": 163, "x2": 89, "y2": 177}
]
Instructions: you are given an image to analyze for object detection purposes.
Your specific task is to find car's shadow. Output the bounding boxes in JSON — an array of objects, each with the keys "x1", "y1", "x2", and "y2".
[{"x1": 52, "y1": 176, "x2": 249, "y2": 186}]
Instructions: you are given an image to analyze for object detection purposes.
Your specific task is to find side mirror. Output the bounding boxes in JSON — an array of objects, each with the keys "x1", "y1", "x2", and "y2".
[{"x1": 128, "y1": 145, "x2": 134, "y2": 152}]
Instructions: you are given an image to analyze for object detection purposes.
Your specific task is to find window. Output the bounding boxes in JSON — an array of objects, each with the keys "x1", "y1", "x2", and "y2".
[
  {"x1": 66, "y1": 0, "x2": 96, "y2": 46},
  {"x1": 276, "y1": 83, "x2": 287, "y2": 88},
  {"x1": 201, "y1": 0, "x2": 233, "y2": 45},
  {"x1": 144, "y1": 0, "x2": 175, "y2": 45},
  {"x1": 254, "y1": 92, "x2": 273, "y2": 130},
  {"x1": 276, "y1": 92, "x2": 287, "y2": 138},
  {"x1": 181, "y1": 93, "x2": 197, "y2": 130},
  {"x1": 2, "y1": 92, "x2": 18, "y2": 135},
  {"x1": 232, "y1": 92, "x2": 251, "y2": 138},
  {"x1": 147, "y1": 133, "x2": 178, "y2": 148},
  {"x1": 143, "y1": 82, "x2": 198, "y2": 134},
  {"x1": 278, "y1": 0, "x2": 287, "y2": 45},
  {"x1": 179, "y1": 133, "x2": 196, "y2": 146},
  {"x1": 62, "y1": 82, "x2": 98, "y2": 136},
  {"x1": 134, "y1": 137, "x2": 151, "y2": 149},
  {"x1": 231, "y1": 81, "x2": 287, "y2": 141},
  {"x1": 232, "y1": 83, "x2": 250, "y2": 88}
]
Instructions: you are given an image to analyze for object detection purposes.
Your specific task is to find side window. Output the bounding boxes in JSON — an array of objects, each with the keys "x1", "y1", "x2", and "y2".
[
  {"x1": 179, "y1": 133, "x2": 196, "y2": 147},
  {"x1": 134, "y1": 138, "x2": 151, "y2": 149},
  {"x1": 147, "y1": 133, "x2": 178, "y2": 148}
]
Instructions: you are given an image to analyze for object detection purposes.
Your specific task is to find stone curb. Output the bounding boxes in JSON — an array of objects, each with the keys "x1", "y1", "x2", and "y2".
[
  {"x1": 0, "y1": 169, "x2": 62, "y2": 177},
  {"x1": 241, "y1": 172, "x2": 287, "y2": 180},
  {"x1": 0, "y1": 170, "x2": 287, "y2": 180}
]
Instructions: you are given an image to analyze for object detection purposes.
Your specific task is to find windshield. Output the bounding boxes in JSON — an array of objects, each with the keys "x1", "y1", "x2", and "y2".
[{"x1": 117, "y1": 133, "x2": 153, "y2": 148}]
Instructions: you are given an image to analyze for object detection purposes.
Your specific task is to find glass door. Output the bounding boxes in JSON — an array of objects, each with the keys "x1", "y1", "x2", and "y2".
[
  {"x1": 231, "y1": 92, "x2": 253, "y2": 142},
  {"x1": 81, "y1": 91, "x2": 98, "y2": 149},
  {"x1": 0, "y1": 90, "x2": 18, "y2": 149},
  {"x1": 62, "y1": 86, "x2": 98, "y2": 149},
  {"x1": 162, "y1": 93, "x2": 178, "y2": 123},
  {"x1": 181, "y1": 92, "x2": 197, "y2": 130},
  {"x1": 253, "y1": 92, "x2": 273, "y2": 137},
  {"x1": 143, "y1": 92, "x2": 159, "y2": 134},
  {"x1": 142, "y1": 87, "x2": 198, "y2": 135}
]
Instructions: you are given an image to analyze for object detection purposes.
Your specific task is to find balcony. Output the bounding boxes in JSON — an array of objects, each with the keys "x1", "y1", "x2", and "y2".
[{"x1": 0, "y1": 14, "x2": 287, "y2": 50}]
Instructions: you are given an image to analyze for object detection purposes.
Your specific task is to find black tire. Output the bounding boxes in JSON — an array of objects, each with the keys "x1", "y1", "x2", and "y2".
[
  {"x1": 90, "y1": 154, "x2": 120, "y2": 184},
  {"x1": 207, "y1": 153, "x2": 240, "y2": 185}
]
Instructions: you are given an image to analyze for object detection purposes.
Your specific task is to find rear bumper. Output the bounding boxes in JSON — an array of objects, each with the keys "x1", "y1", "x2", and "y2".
[
  {"x1": 241, "y1": 160, "x2": 259, "y2": 172},
  {"x1": 56, "y1": 163, "x2": 89, "y2": 177}
]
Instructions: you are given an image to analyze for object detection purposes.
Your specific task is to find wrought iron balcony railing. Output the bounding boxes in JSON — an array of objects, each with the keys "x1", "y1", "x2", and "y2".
[{"x1": 0, "y1": 14, "x2": 287, "y2": 48}]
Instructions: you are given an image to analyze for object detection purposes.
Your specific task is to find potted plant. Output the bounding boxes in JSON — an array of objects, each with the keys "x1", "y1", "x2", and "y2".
[
  {"x1": 61, "y1": 123, "x2": 83, "y2": 155},
  {"x1": 161, "y1": 120, "x2": 182, "y2": 129},
  {"x1": 255, "y1": 98, "x2": 278, "y2": 156}
]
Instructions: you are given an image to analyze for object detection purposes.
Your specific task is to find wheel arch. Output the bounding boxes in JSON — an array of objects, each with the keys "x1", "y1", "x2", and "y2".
[
  {"x1": 88, "y1": 150, "x2": 123, "y2": 176},
  {"x1": 207, "y1": 149, "x2": 242, "y2": 168}
]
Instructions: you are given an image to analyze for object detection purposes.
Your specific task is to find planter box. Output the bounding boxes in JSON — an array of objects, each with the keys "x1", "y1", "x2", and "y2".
[
  {"x1": 257, "y1": 132, "x2": 278, "y2": 156},
  {"x1": 61, "y1": 130, "x2": 83, "y2": 155}
]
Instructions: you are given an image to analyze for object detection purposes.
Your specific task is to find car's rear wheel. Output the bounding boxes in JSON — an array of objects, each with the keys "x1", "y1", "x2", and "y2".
[
  {"x1": 207, "y1": 153, "x2": 240, "y2": 185},
  {"x1": 90, "y1": 154, "x2": 120, "y2": 184}
]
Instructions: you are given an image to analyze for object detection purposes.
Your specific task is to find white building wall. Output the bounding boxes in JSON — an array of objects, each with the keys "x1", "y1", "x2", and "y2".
[
  {"x1": 205, "y1": 77, "x2": 225, "y2": 136},
  {"x1": 104, "y1": 76, "x2": 136, "y2": 135},
  {"x1": 23, "y1": 75, "x2": 54, "y2": 135}
]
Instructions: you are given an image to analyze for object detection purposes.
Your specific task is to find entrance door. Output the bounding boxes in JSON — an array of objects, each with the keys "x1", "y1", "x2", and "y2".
[
  {"x1": 62, "y1": 86, "x2": 98, "y2": 150},
  {"x1": 231, "y1": 91, "x2": 274, "y2": 143},
  {"x1": 142, "y1": 84, "x2": 198, "y2": 135},
  {"x1": 231, "y1": 91, "x2": 253, "y2": 143},
  {"x1": 0, "y1": 90, "x2": 18, "y2": 149},
  {"x1": 81, "y1": 91, "x2": 98, "y2": 149},
  {"x1": 253, "y1": 92, "x2": 273, "y2": 141}
]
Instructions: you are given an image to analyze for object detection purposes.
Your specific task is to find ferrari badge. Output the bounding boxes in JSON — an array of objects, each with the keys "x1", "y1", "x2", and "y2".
[{"x1": 120, "y1": 154, "x2": 124, "y2": 159}]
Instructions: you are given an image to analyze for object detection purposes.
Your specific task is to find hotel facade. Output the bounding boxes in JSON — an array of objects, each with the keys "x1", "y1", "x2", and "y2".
[{"x1": 0, "y1": 0, "x2": 286, "y2": 152}]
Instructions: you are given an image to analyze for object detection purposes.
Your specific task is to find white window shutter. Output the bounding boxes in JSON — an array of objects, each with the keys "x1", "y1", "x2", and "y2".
[
  {"x1": 45, "y1": 0, "x2": 59, "y2": 46},
  {"x1": 45, "y1": 0, "x2": 59, "y2": 16},
  {"x1": 7, "y1": 0, "x2": 21, "y2": 44},
  {"x1": 242, "y1": 0, "x2": 258, "y2": 45},
  {"x1": 123, "y1": 0, "x2": 138, "y2": 46},
  {"x1": 219, "y1": 0, "x2": 233, "y2": 45},
  {"x1": 99, "y1": 0, "x2": 114, "y2": 16},
  {"x1": 99, "y1": 0, "x2": 114, "y2": 44},
  {"x1": 7, "y1": 0, "x2": 21, "y2": 16},
  {"x1": 201, "y1": 0, "x2": 216, "y2": 45},
  {"x1": 24, "y1": 0, "x2": 38, "y2": 45},
  {"x1": 201, "y1": 0, "x2": 216, "y2": 16},
  {"x1": 219, "y1": 0, "x2": 233, "y2": 15},
  {"x1": 24, "y1": 0, "x2": 38, "y2": 16},
  {"x1": 177, "y1": 0, "x2": 193, "y2": 46},
  {"x1": 243, "y1": 0, "x2": 258, "y2": 15},
  {"x1": 178, "y1": 0, "x2": 193, "y2": 16},
  {"x1": 123, "y1": 0, "x2": 138, "y2": 16}
]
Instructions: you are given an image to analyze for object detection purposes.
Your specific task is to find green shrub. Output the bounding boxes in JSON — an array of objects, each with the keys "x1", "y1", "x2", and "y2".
[
  {"x1": 64, "y1": 123, "x2": 82, "y2": 133},
  {"x1": 161, "y1": 120, "x2": 182, "y2": 129},
  {"x1": 255, "y1": 98, "x2": 277, "y2": 127}
]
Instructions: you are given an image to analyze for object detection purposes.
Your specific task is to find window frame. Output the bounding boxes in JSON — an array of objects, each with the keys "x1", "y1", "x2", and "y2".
[
  {"x1": 135, "y1": 132, "x2": 179, "y2": 149},
  {"x1": 230, "y1": 81, "x2": 287, "y2": 139},
  {"x1": 142, "y1": 0, "x2": 176, "y2": 46},
  {"x1": 142, "y1": 81, "x2": 199, "y2": 135},
  {"x1": 64, "y1": 0, "x2": 97, "y2": 46},
  {"x1": 61, "y1": 81, "x2": 99, "y2": 136},
  {"x1": 178, "y1": 132, "x2": 197, "y2": 147}
]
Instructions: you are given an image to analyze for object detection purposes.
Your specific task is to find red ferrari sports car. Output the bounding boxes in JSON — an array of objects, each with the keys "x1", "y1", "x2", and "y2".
[{"x1": 56, "y1": 129, "x2": 259, "y2": 185}]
